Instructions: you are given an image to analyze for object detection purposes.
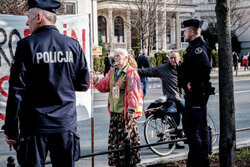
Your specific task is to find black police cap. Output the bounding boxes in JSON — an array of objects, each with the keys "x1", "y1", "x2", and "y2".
[
  {"x1": 183, "y1": 19, "x2": 204, "y2": 28},
  {"x1": 28, "y1": 0, "x2": 61, "y2": 13}
]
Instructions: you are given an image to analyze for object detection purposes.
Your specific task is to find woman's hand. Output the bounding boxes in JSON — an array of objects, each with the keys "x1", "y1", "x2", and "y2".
[{"x1": 90, "y1": 70, "x2": 97, "y2": 83}]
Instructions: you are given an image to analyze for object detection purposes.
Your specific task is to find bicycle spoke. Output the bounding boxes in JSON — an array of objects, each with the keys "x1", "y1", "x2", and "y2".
[{"x1": 144, "y1": 115, "x2": 177, "y2": 156}]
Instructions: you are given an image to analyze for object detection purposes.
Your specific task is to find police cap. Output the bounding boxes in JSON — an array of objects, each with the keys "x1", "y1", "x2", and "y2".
[
  {"x1": 28, "y1": 0, "x2": 61, "y2": 13},
  {"x1": 183, "y1": 19, "x2": 204, "y2": 28}
]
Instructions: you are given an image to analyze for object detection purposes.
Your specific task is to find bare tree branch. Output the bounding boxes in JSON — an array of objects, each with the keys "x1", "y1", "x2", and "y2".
[
  {"x1": 0, "y1": 0, "x2": 66, "y2": 15},
  {"x1": 122, "y1": 0, "x2": 183, "y2": 51},
  {"x1": 0, "y1": 0, "x2": 28, "y2": 15},
  {"x1": 205, "y1": 0, "x2": 250, "y2": 38}
]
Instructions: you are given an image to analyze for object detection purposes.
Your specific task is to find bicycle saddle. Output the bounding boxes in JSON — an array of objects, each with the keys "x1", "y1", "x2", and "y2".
[{"x1": 154, "y1": 96, "x2": 167, "y2": 104}]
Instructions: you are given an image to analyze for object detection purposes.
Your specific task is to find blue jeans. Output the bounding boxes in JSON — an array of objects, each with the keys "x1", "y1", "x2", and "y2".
[
  {"x1": 141, "y1": 77, "x2": 148, "y2": 96},
  {"x1": 173, "y1": 100, "x2": 185, "y2": 128}
]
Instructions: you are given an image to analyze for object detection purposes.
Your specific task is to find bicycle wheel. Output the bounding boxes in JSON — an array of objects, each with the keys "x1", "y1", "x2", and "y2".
[
  {"x1": 144, "y1": 114, "x2": 177, "y2": 156},
  {"x1": 207, "y1": 113, "x2": 218, "y2": 145}
]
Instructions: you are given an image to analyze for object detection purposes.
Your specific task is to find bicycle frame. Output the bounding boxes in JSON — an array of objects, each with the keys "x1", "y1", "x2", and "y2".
[{"x1": 143, "y1": 97, "x2": 218, "y2": 156}]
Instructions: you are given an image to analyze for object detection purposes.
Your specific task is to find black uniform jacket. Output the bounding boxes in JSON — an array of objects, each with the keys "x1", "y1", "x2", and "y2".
[
  {"x1": 136, "y1": 54, "x2": 152, "y2": 69},
  {"x1": 4, "y1": 25, "x2": 89, "y2": 137},
  {"x1": 183, "y1": 37, "x2": 212, "y2": 94},
  {"x1": 104, "y1": 57, "x2": 112, "y2": 73}
]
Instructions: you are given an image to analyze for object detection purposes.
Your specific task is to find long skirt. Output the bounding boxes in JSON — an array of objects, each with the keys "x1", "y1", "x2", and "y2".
[{"x1": 108, "y1": 113, "x2": 141, "y2": 167}]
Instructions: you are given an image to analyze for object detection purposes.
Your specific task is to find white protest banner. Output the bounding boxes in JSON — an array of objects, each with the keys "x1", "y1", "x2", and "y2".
[{"x1": 0, "y1": 14, "x2": 92, "y2": 123}]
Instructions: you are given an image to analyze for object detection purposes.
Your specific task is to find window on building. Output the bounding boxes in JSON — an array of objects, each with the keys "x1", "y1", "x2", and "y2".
[
  {"x1": 98, "y1": 16, "x2": 107, "y2": 43},
  {"x1": 166, "y1": 24, "x2": 171, "y2": 44},
  {"x1": 181, "y1": 23, "x2": 186, "y2": 43},
  {"x1": 181, "y1": 30, "x2": 186, "y2": 42},
  {"x1": 65, "y1": 2, "x2": 76, "y2": 14},
  {"x1": 114, "y1": 16, "x2": 124, "y2": 43},
  {"x1": 166, "y1": 33, "x2": 171, "y2": 43}
]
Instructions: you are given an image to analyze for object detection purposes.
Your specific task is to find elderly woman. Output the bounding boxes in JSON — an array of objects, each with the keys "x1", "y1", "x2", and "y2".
[{"x1": 92, "y1": 48, "x2": 143, "y2": 166}]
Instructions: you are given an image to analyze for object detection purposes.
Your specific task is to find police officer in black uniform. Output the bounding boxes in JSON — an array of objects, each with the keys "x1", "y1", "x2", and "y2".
[
  {"x1": 104, "y1": 52, "x2": 112, "y2": 76},
  {"x1": 3, "y1": 0, "x2": 89, "y2": 166},
  {"x1": 182, "y1": 19, "x2": 214, "y2": 167}
]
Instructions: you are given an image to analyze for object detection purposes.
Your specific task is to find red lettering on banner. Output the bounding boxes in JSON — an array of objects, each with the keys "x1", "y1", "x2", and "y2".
[
  {"x1": 0, "y1": 76, "x2": 9, "y2": 98},
  {"x1": 71, "y1": 30, "x2": 78, "y2": 41},
  {"x1": 0, "y1": 114, "x2": 5, "y2": 121},
  {"x1": 63, "y1": 24, "x2": 67, "y2": 36},
  {"x1": 62, "y1": 24, "x2": 85, "y2": 54},
  {"x1": 82, "y1": 29, "x2": 85, "y2": 54},
  {"x1": 24, "y1": 29, "x2": 31, "y2": 37}
]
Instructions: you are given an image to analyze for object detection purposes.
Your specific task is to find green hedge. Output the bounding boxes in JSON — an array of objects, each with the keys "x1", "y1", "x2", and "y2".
[
  {"x1": 178, "y1": 50, "x2": 218, "y2": 67},
  {"x1": 179, "y1": 50, "x2": 186, "y2": 60},
  {"x1": 154, "y1": 52, "x2": 163, "y2": 66},
  {"x1": 150, "y1": 57, "x2": 156, "y2": 67},
  {"x1": 93, "y1": 57, "x2": 105, "y2": 73},
  {"x1": 93, "y1": 50, "x2": 219, "y2": 73},
  {"x1": 211, "y1": 50, "x2": 218, "y2": 67}
]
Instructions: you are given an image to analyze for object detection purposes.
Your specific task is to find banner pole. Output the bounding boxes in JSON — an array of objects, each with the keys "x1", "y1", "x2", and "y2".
[
  {"x1": 91, "y1": 117, "x2": 94, "y2": 167},
  {"x1": 89, "y1": 12, "x2": 94, "y2": 167}
]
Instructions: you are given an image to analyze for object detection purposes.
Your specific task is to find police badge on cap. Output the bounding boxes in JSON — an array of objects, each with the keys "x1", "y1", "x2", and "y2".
[
  {"x1": 28, "y1": 0, "x2": 62, "y2": 13},
  {"x1": 183, "y1": 19, "x2": 204, "y2": 29}
]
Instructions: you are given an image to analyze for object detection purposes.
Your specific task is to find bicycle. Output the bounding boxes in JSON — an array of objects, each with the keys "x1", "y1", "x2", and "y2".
[{"x1": 143, "y1": 96, "x2": 218, "y2": 156}]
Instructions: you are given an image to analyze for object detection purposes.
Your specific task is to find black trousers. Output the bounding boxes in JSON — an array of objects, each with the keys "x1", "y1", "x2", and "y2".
[
  {"x1": 16, "y1": 130, "x2": 80, "y2": 167},
  {"x1": 185, "y1": 93, "x2": 210, "y2": 167}
]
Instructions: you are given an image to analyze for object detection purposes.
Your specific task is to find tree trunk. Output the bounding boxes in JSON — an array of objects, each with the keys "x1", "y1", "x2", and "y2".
[{"x1": 215, "y1": 1, "x2": 236, "y2": 167}]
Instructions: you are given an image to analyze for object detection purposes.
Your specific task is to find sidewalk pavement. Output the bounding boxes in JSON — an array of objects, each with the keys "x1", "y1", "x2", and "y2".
[
  {"x1": 138, "y1": 140, "x2": 250, "y2": 167},
  {"x1": 211, "y1": 66, "x2": 250, "y2": 77}
]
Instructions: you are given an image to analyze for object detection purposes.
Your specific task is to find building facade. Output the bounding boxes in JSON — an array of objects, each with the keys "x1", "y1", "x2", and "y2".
[
  {"x1": 66, "y1": 0, "x2": 250, "y2": 55},
  {"x1": 97, "y1": 0, "x2": 197, "y2": 54}
]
